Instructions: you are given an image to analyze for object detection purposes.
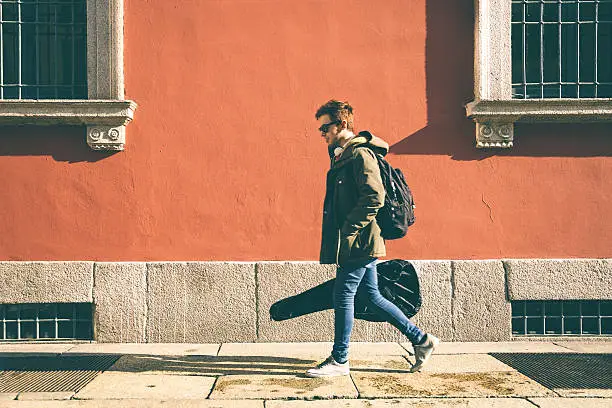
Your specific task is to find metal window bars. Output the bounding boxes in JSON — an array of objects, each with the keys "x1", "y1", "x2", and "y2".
[
  {"x1": 512, "y1": 300, "x2": 612, "y2": 336},
  {"x1": 512, "y1": 0, "x2": 612, "y2": 98},
  {"x1": 0, "y1": 303, "x2": 93, "y2": 340},
  {"x1": 0, "y1": 0, "x2": 87, "y2": 100}
]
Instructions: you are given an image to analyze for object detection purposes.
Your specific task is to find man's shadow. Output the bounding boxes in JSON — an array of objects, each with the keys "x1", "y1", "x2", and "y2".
[{"x1": 392, "y1": 0, "x2": 612, "y2": 160}]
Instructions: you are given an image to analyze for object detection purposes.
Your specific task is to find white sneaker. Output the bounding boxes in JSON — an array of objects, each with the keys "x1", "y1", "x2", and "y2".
[
  {"x1": 410, "y1": 334, "x2": 440, "y2": 372},
  {"x1": 305, "y1": 355, "x2": 350, "y2": 378}
]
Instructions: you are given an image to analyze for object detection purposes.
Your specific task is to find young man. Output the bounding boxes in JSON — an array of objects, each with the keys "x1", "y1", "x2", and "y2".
[{"x1": 306, "y1": 100, "x2": 438, "y2": 378}]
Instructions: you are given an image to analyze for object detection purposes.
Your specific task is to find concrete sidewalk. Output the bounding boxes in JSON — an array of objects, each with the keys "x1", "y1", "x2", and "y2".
[{"x1": 0, "y1": 341, "x2": 611, "y2": 407}]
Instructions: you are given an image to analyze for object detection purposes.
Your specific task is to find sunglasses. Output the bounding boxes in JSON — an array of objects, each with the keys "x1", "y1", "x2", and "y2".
[{"x1": 318, "y1": 120, "x2": 340, "y2": 134}]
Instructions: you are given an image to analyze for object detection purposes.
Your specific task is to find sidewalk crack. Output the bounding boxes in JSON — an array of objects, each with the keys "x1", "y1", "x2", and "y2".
[
  {"x1": 525, "y1": 398, "x2": 542, "y2": 408},
  {"x1": 398, "y1": 342, "x2": 414, "y2": 356},
  {"x1": 348, "y1": 372, "x2": 360, "y2": 398},
  {"x1": 62, "y1": 344, "x2": 80, "y2": 355},
  {"x1": 551, "y1": 341, "x2": 575, "y2": 352},
  {"x1": 206, "y1": 376, "x2": 220, "y2": 399}
]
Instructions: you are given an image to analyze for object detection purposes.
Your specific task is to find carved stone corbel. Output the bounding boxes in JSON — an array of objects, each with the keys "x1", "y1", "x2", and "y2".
[
  {"x1": 466, "y1": 101, "x2": 519, "y2": 149},
  {"x1": 87, "y1": 125, "x2": 126, "y2": 150},
  {"x1": 475, "y1": 121, "x2": 514, "y2": 148}
]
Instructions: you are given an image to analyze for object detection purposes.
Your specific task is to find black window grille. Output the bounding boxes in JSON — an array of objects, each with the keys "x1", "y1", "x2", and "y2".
[
  {"x1": 0, "y1": 0, "x2": 87, "y2": 99},
  {"x1": 0, "y1": 303, "x2": 93, "y2": 340},
  {"x1": 512, "y1": 300, "x2": 612, "y2": 335},
  {"x1": 512, "y1": 0, "x2": 612, "y2": 98}
]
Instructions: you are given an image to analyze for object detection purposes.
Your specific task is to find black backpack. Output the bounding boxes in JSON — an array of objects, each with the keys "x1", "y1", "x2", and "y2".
[{"x1": 373, "y1": 153, "x2": 416, "y2": 240}]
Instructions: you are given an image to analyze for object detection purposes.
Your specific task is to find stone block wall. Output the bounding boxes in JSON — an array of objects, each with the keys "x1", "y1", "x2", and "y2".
[{"x1": 0, "y1": 259, "x2": 610, "y2": 343}]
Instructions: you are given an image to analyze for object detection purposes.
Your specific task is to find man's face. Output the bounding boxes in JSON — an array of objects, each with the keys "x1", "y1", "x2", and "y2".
[{"x1": 318, "y1": 114, "x2": 342, "y2": 147}]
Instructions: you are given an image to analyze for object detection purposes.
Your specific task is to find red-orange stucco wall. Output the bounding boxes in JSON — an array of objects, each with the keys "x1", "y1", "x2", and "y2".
[{"x1": 0, "y1": 0, "x2": 610, "y2": 261}]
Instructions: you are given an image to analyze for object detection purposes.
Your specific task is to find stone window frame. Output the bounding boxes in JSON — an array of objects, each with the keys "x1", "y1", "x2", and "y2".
[
  {"x1": 0, "y1": 0, "x2": 136, "y2": 151},
  {"x1": 465, "y1": 0, "x2": 612, "y2": 148}
]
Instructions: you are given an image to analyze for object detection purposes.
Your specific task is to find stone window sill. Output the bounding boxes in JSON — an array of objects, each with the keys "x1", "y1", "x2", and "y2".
[
  {"x1": 465, "y1": 99, "x2": 612, "y2": 148},
  {"x1": 0, "y1": 100, "x2": 137, "y2": 150}
]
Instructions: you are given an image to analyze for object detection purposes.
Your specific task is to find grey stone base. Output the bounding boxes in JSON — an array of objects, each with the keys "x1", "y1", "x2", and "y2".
[{"x1": 0, "y1": 259, "x2": 610, "y2": 343}]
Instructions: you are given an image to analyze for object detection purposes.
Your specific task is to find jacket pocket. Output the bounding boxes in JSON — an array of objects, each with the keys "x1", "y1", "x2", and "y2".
[
  {"x1": 356, "y1": 228, "x2": 368, "y2": 251},
  {"x1": 338, "y1": 233, "x2": 357, "y2": 265}
]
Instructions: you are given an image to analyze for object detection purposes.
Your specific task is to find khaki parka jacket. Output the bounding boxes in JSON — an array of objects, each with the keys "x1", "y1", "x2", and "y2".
[{"x1": 319, "y1": 131, "x2": 389, "y2": 265}]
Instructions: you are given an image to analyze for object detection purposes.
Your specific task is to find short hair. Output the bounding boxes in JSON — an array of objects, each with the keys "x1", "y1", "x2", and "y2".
[{"x1": 315, "y1": 100, "x2": 354, "y2": 131}]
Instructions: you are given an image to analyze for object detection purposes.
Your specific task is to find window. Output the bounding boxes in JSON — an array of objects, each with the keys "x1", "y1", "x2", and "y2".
[
  {"x1": 1, "y1": 303, "x2": 93, "y2": 340},
  {"x1": 512, "y1": 0, "x2": 612, "y2": 99},
  {"x1": 0, "y1": 0, "x2": 87, "y2": 100},
  {"x1": 0, "y1": 0, "x2": 136, "y2": 150},
  {"x1": 512, "y1": 300, "x2": 612, "y2": 336},
  {"x1": 466, "y1": 0, "x2": 612, "y2": 148}
]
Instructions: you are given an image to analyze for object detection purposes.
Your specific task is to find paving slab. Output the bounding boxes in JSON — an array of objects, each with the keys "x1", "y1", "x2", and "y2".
[
  {"x1": 511, "y1": 336, "x2": 612, "y2": 343},
  {"x1": 352, "y1": 371, "x2": 555, "y2": 398},
  {"x1": 349, "y1": 354, "x2": 516, "y2": 374},
  {"x1": 400, "y1": 341, "x2": 571, "y2": 355},
  {"x1": 73, "y1": 372, "x2": 215, "y2": 400},
  {"x1": 349, "y1": 342, "x2": 408, "y2": 356},
  {"x1": 0, "y1": 343, "x2": 75, "y2": 356},
  {"x1": 108, "y1": 355, "x2": 206, "y2": 375},
  {"x1": 529, "y1": 398, "x2": 612, "y2": 408},
  {"x1": 349, "y1": 400, "x2": 535, "y2": 408},
  {"x1": 0, "y1": 393, "x2": 17, "y2": 400},
  {"x1": 0, "y1": 401, "x2": 263, "y2": 407},
  {"x1": 266, "y1": 400, "x2": 368, "y2": 408},
  {"x1": 554, "y1": 388, "x2": 612, "y2": 398},
  {"x1": 350, "y1": 355, "x2": 412, "y2": 372},
  {"x1": 218, "y1": 342, "x2": 332, "y2": 359},
  {"x1": 209, "y1": 374, "x2": 358, "y2": 400},
  {"x1": 16, "y1": 392, "x2": 74, "y2": 400},
  {"x1": 109, "y1": 354, "x2": 312, "y2": 377},
  {"x1": 267, "y1": 399, "x2": 536, "y2": 408},
  {"x1": 64, "y1": 343, "x2": 220, "y2": 356},
  {"x1": 218, "y1": 342, "x2": 406, "y2": 359},
  {"x1": 554, "y1": 342, "x2": 612, "y2": 353},
  {"x1": 409, "y1": 354, "x2": 516, "y2": 373}
]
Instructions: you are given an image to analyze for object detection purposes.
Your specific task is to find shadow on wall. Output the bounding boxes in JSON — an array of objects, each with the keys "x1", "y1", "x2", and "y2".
[
  {"x1": 1, "y1": 1, "x2": 611, "y2": 162},
  {"x1": 391, "y1": 0, "x2": 612, "y2": 160},
  {"x1": 0, "y1": 125, "x2": 116, "y2": 163}
]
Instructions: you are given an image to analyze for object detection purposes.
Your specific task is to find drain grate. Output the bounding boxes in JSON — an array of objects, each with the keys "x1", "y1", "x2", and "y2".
[
  {"x1": 490, "y1": 353, "x2": 612, "y2": 390},
  {"x1": 0, "y1": 355, "x2": 120, "y2": 393}
]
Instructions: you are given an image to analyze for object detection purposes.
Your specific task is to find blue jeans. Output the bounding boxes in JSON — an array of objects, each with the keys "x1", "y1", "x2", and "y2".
[{"x1": 331, "y1": 257, "x2": 425, "y2": 364}]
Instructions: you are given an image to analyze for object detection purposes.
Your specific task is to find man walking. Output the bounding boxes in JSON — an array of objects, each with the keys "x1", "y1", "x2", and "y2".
[{"x1": 306, "y1": 100, "x2": 438, "y2": 378}]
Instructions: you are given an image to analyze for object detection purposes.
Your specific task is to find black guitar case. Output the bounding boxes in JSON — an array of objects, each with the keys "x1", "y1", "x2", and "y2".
[{"x1": 269, "y1": 259, "x2": 422, "y2": 322}]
